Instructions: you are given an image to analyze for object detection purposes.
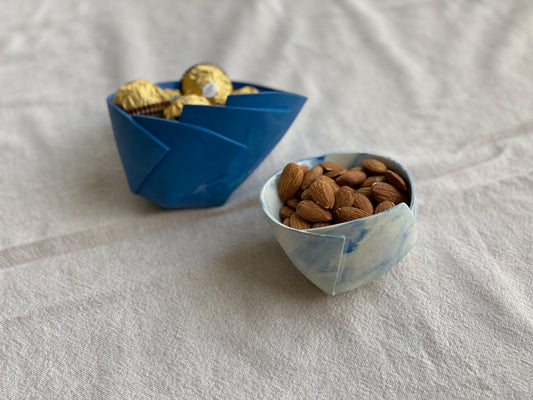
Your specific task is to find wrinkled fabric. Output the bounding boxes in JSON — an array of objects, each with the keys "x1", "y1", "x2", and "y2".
[{"x1": 1, "y1": 0, "x2": 532, "y2": 398}]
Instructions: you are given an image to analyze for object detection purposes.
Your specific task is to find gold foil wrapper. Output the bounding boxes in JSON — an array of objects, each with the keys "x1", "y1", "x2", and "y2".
[
  {"x1": 180, "y1": 64, "x2": 233, "y2": 105},
  {"x1": 232, "y1": 85, "x2": 260, "y2": 95},
  {"x1": 160, "y1": 88, "x2": 182, "y2": 102},
  {"x1": 163, "y1": 94, "x2": 210, "y2": 120},
  {"x1": 113, "y1": 79, "x2": 167, "y2": 115}
]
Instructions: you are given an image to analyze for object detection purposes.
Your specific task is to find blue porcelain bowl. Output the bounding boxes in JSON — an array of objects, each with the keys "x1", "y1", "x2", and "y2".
[
  {"x1": 106, "y1": 81, "x2": 306, "y2": 208},
  {"x1": 260, "y1": 152, "x2": 417, "y2": 295}
]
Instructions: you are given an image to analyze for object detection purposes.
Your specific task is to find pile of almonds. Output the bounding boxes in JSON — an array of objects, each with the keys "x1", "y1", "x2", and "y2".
[{"x1": 277, "y1": 158, "x2": 409, "y2": 230}]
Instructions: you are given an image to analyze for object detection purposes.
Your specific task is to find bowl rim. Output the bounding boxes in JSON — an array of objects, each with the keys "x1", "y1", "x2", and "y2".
[{"x1": 260, "y1": 152, "x2": 416, "y2": 233}]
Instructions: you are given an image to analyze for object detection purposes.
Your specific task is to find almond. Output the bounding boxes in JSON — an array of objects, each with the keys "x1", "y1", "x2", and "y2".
[
  {"x1": 345, "y1": 186, "x2": 357, "y2": 195},
  {"x1": 361, "y1": 175, "x2": 386, "y2": 188},
  {"x1": 301, "y1": 166, "x2": 324, "y2": 190},
  {"x1": 289, "y1": 213, "x2": 312, "y2": 230},
  {"x1": 336, "y1": 207, "x2": 370, "y2": 222},
  {"x1": 336, "y1": 169, "x2": 367, "y2": 186},
  {"x1": 333, "y1": 186, "x2": 354, "y2": 210},
  {"x1": 371, "y1": 182, "x2": 407, "y2": 204},
  {"x1": 309, "y1": 180, "x2": 335, "y2": 209},
  {"x1": 385, "y1": 169, "x2": 407, "y2": 191},
  {"x1": 352, "y1": 192, "x2": 374, "y2": 215},
  {"x1": 278, "y1": 163, "x2": 304, "y2": 200},
  {"x1": 285, "y1": 197, "x2": 300, "y2": 208},
  {"x1": 324, "y1": 169, "x2": 347, "y2": 179},
  {"x1": 315, "y1": 175, "x2": 340, "y2": 192},
  {"x1": 362, "y1": 158, "x2": 388, "y2": 174},
  {"x1": 320, "y1": 161, "x2": 346, "y2": 172},
  {"x1": 375, "y1": 201, "x2": 396, "y2": 214},
  {"x1": 299, "y1": 165, "x2": 309, "y2": 173},
  {"x1": 282, "y1": 218, "x2": 290, "y2": 226},
  {"x1": 301, "y1": 188, "x2": 313, "y2": 200},
  {"x1": 312, "y1": 222, "x2": 331, "y2": 229},
  {"x1": 280, "y1": 206, "x2": 295, "y2": 220},
  {"x1": 354, "y1": 186, "x2": 372, "y2": 199},
  {"x1": 296, "y1": 200, "x2": 332, "y2": 222}
]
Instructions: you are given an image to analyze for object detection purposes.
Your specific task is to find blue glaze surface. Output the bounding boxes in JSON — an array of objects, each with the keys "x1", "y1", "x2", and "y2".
[
  {"x1": 344, "y1": 229, "x2": 369, "y2": 253},
  {"x1": 107, "y1": 81, "x2": 306, "y2": 208}
]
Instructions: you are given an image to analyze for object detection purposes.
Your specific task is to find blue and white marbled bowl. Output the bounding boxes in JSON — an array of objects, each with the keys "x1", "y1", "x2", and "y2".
[{"x1": 260, "y1": 152, "x2": 417, "y2": 295}]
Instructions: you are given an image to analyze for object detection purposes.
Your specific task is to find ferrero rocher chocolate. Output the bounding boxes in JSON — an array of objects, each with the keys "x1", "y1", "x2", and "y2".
[
  {"x1": 160, "y1": 88, "x2": 182, "y2": 102},
  {"x1": 232, "y1": 85, "x2": 260, "y2": 95},
  {"x1": 113, "y1": 79, "x2": 169, "y2": 116},
  {"x1": 163, "y1": 94, "x2": 210, "y2": 120},
  {"x1": 180, "y1": 64, "x2": 233, "y2": 105}
]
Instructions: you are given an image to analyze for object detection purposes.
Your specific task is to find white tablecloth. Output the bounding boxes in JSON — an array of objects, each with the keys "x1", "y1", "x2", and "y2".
[{"x1": 1, "y1": 0, "x2": 532, "y2": 398}]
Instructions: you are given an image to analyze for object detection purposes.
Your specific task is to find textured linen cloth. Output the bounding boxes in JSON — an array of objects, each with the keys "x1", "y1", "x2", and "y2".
[{"x1": 1, "y1": 0, "x2": 532, "y2": 398}]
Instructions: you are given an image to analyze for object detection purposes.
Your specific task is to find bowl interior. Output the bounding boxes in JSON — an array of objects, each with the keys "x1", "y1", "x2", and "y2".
[{"x1": 260, "y1": 152, "x2": 416, "y2": 232}]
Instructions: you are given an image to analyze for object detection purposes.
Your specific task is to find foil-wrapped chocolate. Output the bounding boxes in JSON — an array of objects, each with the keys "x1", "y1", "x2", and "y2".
[
  {"x1": 180, "y1": 64, "x2": 233, "y2": 105},
  {"x1": 161, "y1": 88, "x2": 182, "y2": 103},
  {"x1": 113, "y1": 79, "x2": 169, "y2": 117},
  {"x1": 163, "y1": 94, "x2": 210, "y2": 120},
  {"x1": 232, "y1": 85, "x2": 260, "y2": 95}
]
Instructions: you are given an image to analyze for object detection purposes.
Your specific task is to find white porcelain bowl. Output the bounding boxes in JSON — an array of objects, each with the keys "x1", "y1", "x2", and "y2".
[{"x1": 260, "y1": 152, "x2": 418, "y2": 295}]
